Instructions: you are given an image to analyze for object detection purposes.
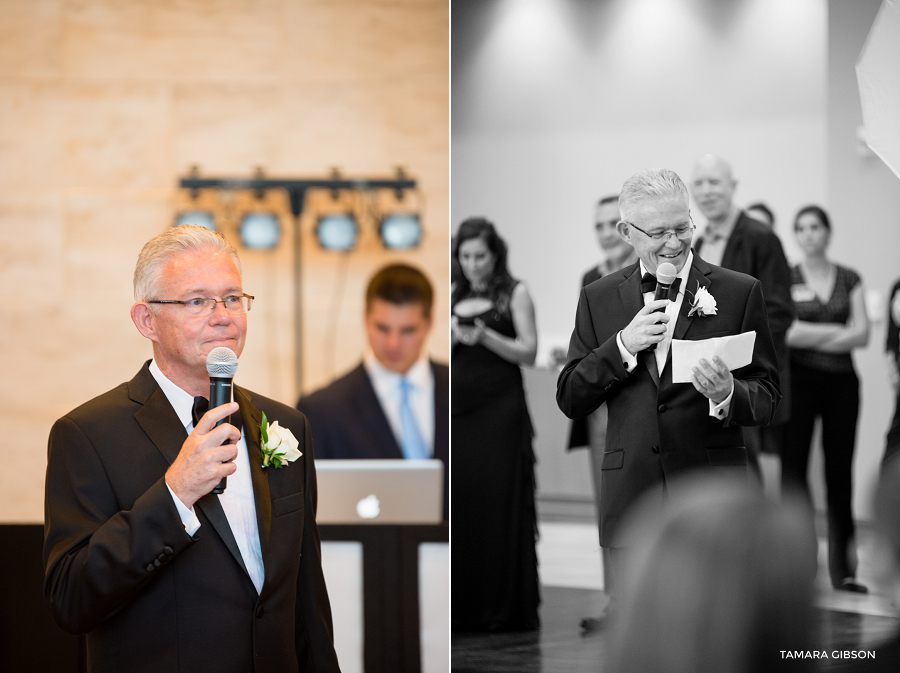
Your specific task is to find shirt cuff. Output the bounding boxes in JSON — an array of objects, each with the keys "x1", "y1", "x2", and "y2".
[
  {"x1": 708, "y1": 383, "x2": 734, "y2": 420},
  {"x1": 616, "y1": 331, "x2": 638, "y2": 374},
  {"x1": 166, "y1": 482, "x2": 201, "y2": 536}
]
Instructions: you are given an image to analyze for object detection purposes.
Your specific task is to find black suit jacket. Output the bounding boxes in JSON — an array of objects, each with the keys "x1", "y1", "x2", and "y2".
[
  {"x1": 297, "y1": 361, "x2": 449, "y2": 520},
  {"x1": 697, "y1": 211, "x2": 795, "y2": 424},
  {"x1": 43, "y1": 362, "x2": 341, "y2": 673},
  {"x1": 557, "y1": 257, "x2": 780, "y2": 546}
]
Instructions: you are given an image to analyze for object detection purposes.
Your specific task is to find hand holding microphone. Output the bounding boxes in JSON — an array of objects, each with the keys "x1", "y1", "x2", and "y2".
[
  {"x1": 621, "y1": 263, "x2": 678, "y2": 355},
  {"x1": 164, "y1": 347, "x2": 240, "y2": 508}
]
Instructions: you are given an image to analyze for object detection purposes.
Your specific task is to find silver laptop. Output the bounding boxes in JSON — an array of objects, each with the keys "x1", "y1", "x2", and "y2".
[{"x1": 314, "y1": 459, "x2": 444, "y2": 524}]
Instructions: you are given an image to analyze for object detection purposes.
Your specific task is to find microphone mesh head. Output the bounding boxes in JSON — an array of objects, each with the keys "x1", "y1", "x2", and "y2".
[
  {"x1": 206, "y1": 347, "x2": 238, "y2": 378},
  {"x1": 656, "y1": 262, "x2": 678, "y2": 285}
]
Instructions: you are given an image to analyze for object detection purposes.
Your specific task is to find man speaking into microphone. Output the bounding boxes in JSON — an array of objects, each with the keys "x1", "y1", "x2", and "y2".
[
  {"x1": 557, "y1": 168, "x2": 780, "y2": 621},
  {"x1": 43, "y1": 226, "x2": 341, "y2": 673}
]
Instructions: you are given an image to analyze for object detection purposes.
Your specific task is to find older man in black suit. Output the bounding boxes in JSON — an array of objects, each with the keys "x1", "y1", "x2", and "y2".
[
  {"x1": 297, "y1": 264, "x2": 448, "y2": 519},
  {"x1": 43, "y1": 226, "x2": 341, "y2": 673},
  {"x1": 558, "y1": 168, "x2": 781, "y2": 627},
  {"x1": 690, "y1": 154, "x2": 795, "y2": 469}
]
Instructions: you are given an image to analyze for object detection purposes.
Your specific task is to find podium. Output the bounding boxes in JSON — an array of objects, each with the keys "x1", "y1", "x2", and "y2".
[{"x1": 320, "y1": 523, "x2": 449, "y2": 673}]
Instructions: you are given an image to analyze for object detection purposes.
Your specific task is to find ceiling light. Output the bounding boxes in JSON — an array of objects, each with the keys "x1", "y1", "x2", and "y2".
[
  {"x1": 379, "y1": 213, "x2": 422, "y2": 249},
  {"x1": 316, "y1": 214, "x2": 359, "y2": 251},
  {"x1": 239, "y1": 212, "x2": 281, "y2": 249},
  {"x1": 174, "y1": 210, "x2": 216, "y2": 230}
]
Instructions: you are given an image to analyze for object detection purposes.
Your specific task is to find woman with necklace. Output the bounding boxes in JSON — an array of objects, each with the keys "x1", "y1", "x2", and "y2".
[
  {"x1": 450, "y1": 217, "x2": 540, "y2": 632},
  {"x1": 782, "y1": 205, "x2": 870, "y2": 593}
]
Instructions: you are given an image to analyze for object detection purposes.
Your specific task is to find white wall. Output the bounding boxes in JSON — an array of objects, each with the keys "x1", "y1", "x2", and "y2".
[
  {"x1": 827, "y1": 0, "x2": 900, "y2": 519},
  {"x1": 452, "y1": 0, "x2": 826, "y2": 356}
]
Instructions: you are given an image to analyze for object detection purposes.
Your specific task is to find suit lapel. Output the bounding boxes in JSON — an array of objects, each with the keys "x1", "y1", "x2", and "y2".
[
  {"x1": 129, "y1": 363, "x2": 251, "y2": 579},
  {"x1": 720, "y1": 214, "x2": 747, "y2": 270},
  {"x1": 431, "y1": 362, "x2": 448, "y2": 462},
  {"x1": 235, "y1": 386, "x2": 272, "y2": 578},
  {"x1": 618, "y1": 264, "x2": 658, "y2": 386},
  {"x1": 354, "y1": 366, "x2": 403, "y2": 458},
  {"x1": 673, "y1": 257, "x2": 713, "y2": 342}
]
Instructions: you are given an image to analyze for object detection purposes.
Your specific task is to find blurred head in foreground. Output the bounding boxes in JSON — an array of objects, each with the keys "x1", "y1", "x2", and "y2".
[{"x1": 609, "y1": 475, "x2": 818, "y2": 673}]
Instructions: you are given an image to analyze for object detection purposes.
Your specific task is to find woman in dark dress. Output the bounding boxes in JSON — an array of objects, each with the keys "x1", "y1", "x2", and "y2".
[
  {"x1": 781, "y1": 205, "x2": 870, "y2": 593},
  {"x1": 451, "y1": 217, "x2": 540, "y2": 632}
]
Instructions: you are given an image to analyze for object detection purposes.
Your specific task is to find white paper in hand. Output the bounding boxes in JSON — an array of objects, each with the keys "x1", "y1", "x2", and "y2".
[{"x1": 671, "y1": 331, "x2": 756, "y2": 384}]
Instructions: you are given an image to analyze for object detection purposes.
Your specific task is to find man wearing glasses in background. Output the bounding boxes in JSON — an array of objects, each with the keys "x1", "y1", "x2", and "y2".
[
  {"x1": 557, "y1": 168, "x2": 781, "y2": 628},
  {"x1": 43, "y1": 226, "x2": 341, "y2": 673}
]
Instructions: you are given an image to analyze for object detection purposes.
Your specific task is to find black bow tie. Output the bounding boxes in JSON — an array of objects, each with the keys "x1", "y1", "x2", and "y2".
[
  {"x1": 640, "y1": 272, "x2": 682, "y2": 300},
  {"x1": 191, "y1": 396, "x2": 209, "y2": 427},
  {"x1": 191, "y1": 395, "x2": 242, "y2": 432}
]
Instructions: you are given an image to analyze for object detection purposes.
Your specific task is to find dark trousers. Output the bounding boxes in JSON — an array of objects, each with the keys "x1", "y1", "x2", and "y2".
[{"x1": 781, "y1": 361, "x2": 860, "y2": 586}]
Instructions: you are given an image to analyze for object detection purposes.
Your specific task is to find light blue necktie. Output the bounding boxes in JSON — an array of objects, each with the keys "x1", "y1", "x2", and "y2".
[{"x1": 399, "y1": 378, "x2": 430, "y2": 460}]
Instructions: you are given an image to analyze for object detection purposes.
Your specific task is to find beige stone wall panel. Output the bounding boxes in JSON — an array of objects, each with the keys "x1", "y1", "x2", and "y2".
[
  {"x1": 0, "y1": 0, "x2": 65, "y2": 78},
  {"x1": 0, "y1": 0, "x2": 448, "y2": 523}
]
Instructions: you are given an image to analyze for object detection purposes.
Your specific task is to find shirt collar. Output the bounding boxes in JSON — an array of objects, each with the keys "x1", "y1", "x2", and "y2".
[
  {"x1": 639, "y1": 251, "x2": 694, "y2": 295},
  {"x1": 364, "y1": 352, "x2": 431, "y2": 395},
  {"x1": 149, "y1": 359, "x2": 196, "y2": 429},
  {"x1": 704, "y1": 207, "x2": 739, "y2": 243}
]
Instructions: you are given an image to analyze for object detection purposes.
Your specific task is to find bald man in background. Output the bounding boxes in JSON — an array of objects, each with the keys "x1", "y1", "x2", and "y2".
[{"x1": 690, "y1": 154, "x2": 794, "y2": 474}]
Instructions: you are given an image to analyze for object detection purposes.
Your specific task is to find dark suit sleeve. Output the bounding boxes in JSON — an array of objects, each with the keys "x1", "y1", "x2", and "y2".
[
  {"x1": 43, "y1": 416, "x2": 195, "y2": 634},
  {"x1": 293, "y1": 419, "x2": 341, "y2": 672},
  {"x1": 755, "y1": 230, "x2": 795, "y2": 341},
  {"x1": 297, "y1": 395, "x2": 335, "y2": 459},
  {"x1": 723, "y1": 279, "x2": 782, "y2": 428},
  {"x1": 557, "y1": 287, "x2": 631, "y2": 419}
]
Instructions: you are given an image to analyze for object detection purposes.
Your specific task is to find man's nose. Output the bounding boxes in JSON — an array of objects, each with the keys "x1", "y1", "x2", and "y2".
[{"x1": 209, "y1": 301, "x2": 233, "y2": 323}]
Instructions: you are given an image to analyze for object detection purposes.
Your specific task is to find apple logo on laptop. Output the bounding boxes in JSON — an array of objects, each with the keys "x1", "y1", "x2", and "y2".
[{"x1": 356, "y1": 494, "x2": 380, "y2": 519}]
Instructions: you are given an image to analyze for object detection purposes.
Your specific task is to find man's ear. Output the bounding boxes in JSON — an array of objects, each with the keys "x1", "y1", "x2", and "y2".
[
  {"x1": 131, "y1": 302, "x2": 158, "y2": 343},
  {"x1": 616, "y1": 220, "x2": 633, "y2": 246}
]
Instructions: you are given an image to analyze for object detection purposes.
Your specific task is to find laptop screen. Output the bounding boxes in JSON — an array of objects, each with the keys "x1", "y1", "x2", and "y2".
[{"x1": 314, "y1": 459, "x2": 444, "y2": 524}]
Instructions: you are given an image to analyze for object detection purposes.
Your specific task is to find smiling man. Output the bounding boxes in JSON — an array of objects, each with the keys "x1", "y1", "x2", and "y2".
[
  {"x1": 297, "y1": 263, "x2": 448, "y2": 518},
  {"x1": 43, "y1": 225, "x2": 341, "y2": 673},
  {"x1": 690, "y1": 154, "x2": 794, "y2": 468},
  {"x1": 557, "y1": 168, "x2": 781, "y2": 624}
]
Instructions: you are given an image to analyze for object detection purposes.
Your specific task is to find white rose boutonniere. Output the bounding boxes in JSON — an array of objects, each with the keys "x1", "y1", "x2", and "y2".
[
  {"x1": 687, "y1": 283, "x2": 718, "y2": 318},
  {"x1": 259, "y1": 412, "x2": 302, "y2": 468}
]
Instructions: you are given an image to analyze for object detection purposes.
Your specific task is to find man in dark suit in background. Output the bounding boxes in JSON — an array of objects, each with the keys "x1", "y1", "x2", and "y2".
[
  {"x1": 557, "y1": 168, "x2": 781, "y2": 626},
  {"x1": 43, "y1": 225, "x2": 341, "y2": 673},
  {"x1": 690, "y1": 154, "x2": 794, "y2": 473},
  {"x1": 297, "y1": 264, "x2": 449, "y2": 519}
]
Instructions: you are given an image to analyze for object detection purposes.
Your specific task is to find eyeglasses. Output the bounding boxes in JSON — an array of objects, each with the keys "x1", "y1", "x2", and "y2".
[
  {"x1": 621, "y1": 219, "x2": 695, "y2": 243},
  {"x1": 148, "y1": 294, "x2": 254, "y2": 315}
]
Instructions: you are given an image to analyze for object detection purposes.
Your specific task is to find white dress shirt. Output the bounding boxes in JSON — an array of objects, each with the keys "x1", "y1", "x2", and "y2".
[
  {"x1": 151, "y1": 360, "x2": 265, "y2": 594},
  {"x1": 363, "y1": 353, "x2": 435, "y2": 456},
  {"x1": 615, "y1": 252, "x2": 733, "y2": 419}
]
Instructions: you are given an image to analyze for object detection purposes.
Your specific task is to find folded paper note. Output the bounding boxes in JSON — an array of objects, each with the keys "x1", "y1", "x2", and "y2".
[{"x1": 671, "y1": 331, "x2": 757, "y2": 384}]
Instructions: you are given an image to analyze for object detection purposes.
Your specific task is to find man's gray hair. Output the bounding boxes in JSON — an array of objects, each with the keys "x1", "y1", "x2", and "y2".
[
  {"x1": 133, "y1": 225, "x2": 241, "y2": 301},
  {"x1": 619, "y1": 168, "x2": 689, "y2": 222}
]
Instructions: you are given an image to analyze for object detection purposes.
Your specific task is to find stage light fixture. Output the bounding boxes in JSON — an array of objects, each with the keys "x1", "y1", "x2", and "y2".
[
  {"x1": 316, "y1": 213, "x2": 359, "y2": 251},
  {"x1": 379, "y1": 213, "x2": 422, "y2": 249},
  {"x1": 239, "y1": 212, "x2": 281, "y2": 249},
  {"x1": 174, "y1": 210, "x2": 216, "y2": 230}
]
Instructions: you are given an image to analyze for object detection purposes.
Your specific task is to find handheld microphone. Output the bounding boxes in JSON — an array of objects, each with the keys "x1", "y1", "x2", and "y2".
[
  {"x1": 206, "y1": 347, "x2": 239, "y2": 495},
  {"x1": 653, "y1": 262, "x2": 678, "y2": 305},
  {"x1": 648, "y1": 262, "x2": 678, "y2": 350}
]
